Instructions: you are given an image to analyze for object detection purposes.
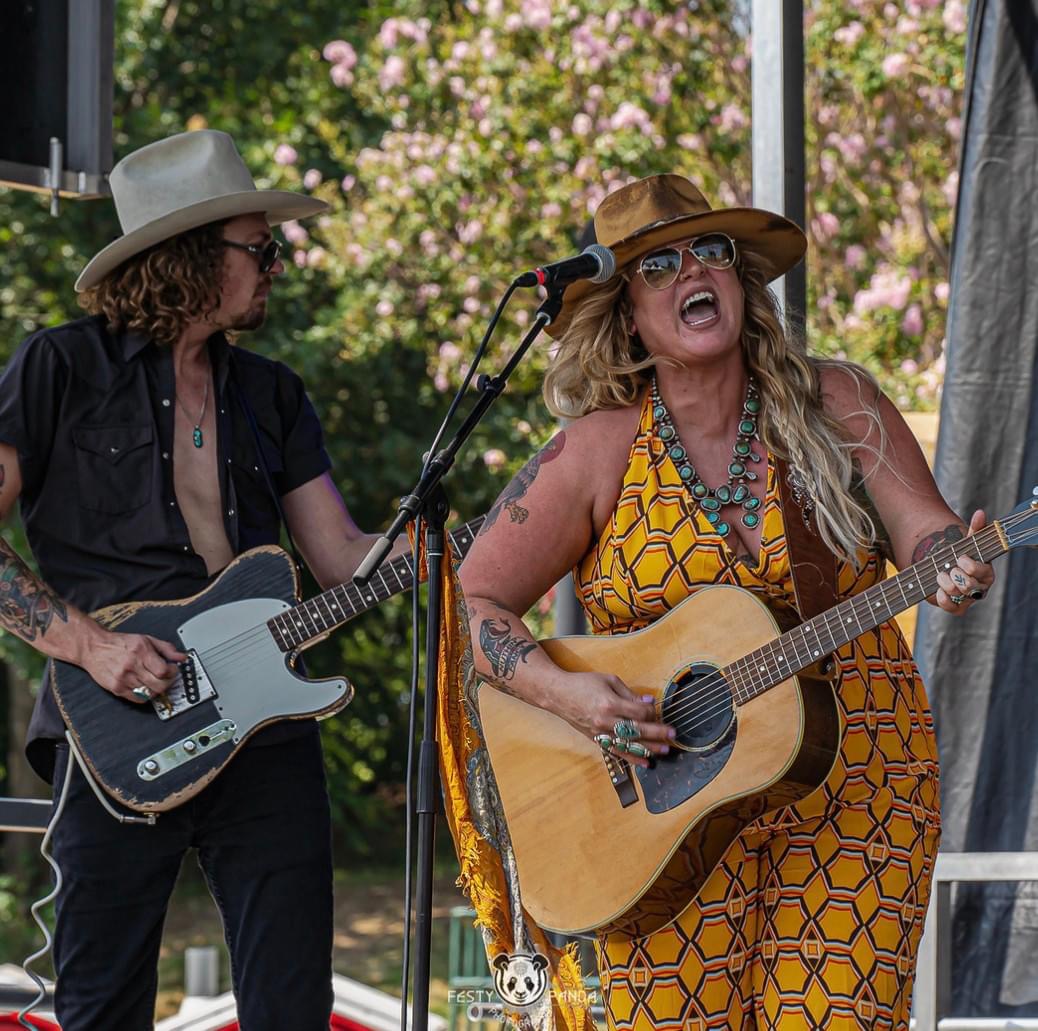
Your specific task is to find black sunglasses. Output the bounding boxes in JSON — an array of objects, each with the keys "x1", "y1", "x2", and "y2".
[
  {"x1": 222, "y1": 238, "x2": 282, "y2": 274},
  {"x1": 636, "y1": 233, "x2": 737, "y2": 291}
]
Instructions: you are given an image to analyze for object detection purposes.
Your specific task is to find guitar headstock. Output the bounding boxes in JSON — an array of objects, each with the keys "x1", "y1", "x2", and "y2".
[{"x1": 1001, "y1": 487, "x2": 1038, "y2": 549}]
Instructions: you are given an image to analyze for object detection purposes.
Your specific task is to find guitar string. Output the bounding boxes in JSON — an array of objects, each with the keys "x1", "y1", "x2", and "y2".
[
  {"x1": 639, "y1": 517, "x2": 1028, "y2": 739},
  {"x1": 656, "y1": 520, "x2": 1010, "y2": 734},
  {"x1": 156, "y1": 523, "x2": 484, "y2": 693},
  {"x1": 153, "y1": 513, "x2": 1034, "y2": 726},
  {"x1": 660, "y1": 517, "x2": 1037, "y2": 739}
]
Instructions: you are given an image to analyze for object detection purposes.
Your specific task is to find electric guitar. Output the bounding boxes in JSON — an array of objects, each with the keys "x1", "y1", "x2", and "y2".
[
  {"x1": 51, "y1": 518, "x2": 484, "y2": 812},
  {"x1": 477, "y1": 492, "x2": 1038, "y2": 938}
]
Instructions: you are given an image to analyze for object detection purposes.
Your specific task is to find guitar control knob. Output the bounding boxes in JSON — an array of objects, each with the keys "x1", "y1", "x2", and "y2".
[
  {"x1": 144, "y1": 759, "x2": 159, "y2": 774},
  {"x1": 183, "y1": 740, "x2": 197, "y2": 753}
]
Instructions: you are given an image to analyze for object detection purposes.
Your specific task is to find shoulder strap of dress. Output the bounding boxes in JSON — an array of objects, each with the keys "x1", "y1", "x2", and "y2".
[{"x1": 774, "y1": 455, "x2": 840, "y2": 620}]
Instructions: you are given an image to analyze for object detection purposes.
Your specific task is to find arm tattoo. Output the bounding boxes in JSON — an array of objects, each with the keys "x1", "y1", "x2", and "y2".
[
  {"x1": 478, "y1": 431, "x2": 566, "y2": 536},
  {"x1": 479, "y1": 617, "x2": 536, "y2": 681},
  {"x1": 911, "y1": 524, "x2": 965, "y2": 565},
  {"x1": 0, "y1": 538, "x2": 68, "y2": 642}
]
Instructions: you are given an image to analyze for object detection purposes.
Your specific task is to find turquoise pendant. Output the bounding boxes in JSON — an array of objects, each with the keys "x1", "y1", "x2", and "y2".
[{"x1": 192, "y1": 426, "x2": 204, "y2": 448}]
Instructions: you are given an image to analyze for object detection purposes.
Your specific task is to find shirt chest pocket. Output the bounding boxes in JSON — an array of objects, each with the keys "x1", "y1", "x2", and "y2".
[{"x1": 73, "y1": 424, "x2": 155, "y2": 513}]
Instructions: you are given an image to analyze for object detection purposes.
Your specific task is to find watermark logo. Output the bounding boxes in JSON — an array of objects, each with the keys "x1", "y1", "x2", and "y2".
[
  {"x1": 492, "y1": 951, "x2": 549, "y2": 1009},
  {"x1": 448, "y1": 950, "x2": 599, "y2": 1024}
]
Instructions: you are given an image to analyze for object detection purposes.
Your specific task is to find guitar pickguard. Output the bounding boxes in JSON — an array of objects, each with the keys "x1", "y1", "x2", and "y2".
[{"x1": 637, "y1": 662, "x2": 738, "y2": 814}]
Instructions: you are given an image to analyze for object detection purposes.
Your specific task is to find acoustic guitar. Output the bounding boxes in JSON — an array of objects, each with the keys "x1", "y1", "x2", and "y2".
[
  {"x1": 51, "y1": 517, "x2": 484, "y2": 812},
  {"x1": 477, "y1": 493, "x2": 1038, "y2": 938}
]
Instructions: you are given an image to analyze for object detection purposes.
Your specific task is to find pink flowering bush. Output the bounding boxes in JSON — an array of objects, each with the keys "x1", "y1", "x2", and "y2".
[{"x1": 283, "y1": 0, "x2": 964, "y2": 427}]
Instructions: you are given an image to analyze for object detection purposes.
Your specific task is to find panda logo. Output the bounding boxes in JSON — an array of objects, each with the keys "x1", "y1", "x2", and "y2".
[{"x1": 492, "y1": 951, "x2": 549, "y2": 1009}]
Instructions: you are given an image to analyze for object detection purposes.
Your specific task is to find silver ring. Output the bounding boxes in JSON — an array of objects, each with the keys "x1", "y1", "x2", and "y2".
[
  {"x1": 132, "y1": 685, "x2": 153, "y2": 701},
  {"x1": 594, "y1": 734, "x2": 613, "y2": 752},
  {"x1": 949, "y1": 594, "x2": 965, "y2": 606},
  {"x1": 613, "y1": 718, "x2": 639, "y2": 740}
]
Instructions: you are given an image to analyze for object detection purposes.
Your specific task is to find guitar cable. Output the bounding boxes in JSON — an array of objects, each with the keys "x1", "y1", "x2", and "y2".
[{"x1": 17, "y1": 732, "x2": 157, "y2": 1030}]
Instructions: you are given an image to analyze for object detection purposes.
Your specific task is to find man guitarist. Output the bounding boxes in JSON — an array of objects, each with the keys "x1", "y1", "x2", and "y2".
[{"x1": 0, "y1": 130, "x2": 398, "y2": 1030}]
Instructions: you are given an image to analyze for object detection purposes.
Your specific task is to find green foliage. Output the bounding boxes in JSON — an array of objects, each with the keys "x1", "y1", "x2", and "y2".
[{"x1": 0, "y1": 0, "x2": 966, "y2": 852}]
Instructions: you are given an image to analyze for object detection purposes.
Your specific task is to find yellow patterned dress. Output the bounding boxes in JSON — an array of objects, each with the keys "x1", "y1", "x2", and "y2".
[{"x1": 574, "y1": 391, "x2": 941, "y2": 1030}]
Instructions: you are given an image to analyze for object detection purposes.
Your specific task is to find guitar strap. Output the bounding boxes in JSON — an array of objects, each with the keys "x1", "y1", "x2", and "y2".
[
  {"x1": 229, "y1": 363, "x2": 308, "y2": 576},
  {"x1": 774, "y1": 455, "x2": 840, "y2": 621}
]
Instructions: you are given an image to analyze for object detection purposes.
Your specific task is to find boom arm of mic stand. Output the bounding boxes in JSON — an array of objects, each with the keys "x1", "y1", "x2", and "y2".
[{"x1": 352, "y1": 288, "x2": 564, "y2": 586}]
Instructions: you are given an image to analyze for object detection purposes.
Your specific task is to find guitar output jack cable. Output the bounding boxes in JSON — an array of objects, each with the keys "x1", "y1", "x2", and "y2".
[{"x1": 17, "y1": 731, "x2": 158, "y2": 1030}]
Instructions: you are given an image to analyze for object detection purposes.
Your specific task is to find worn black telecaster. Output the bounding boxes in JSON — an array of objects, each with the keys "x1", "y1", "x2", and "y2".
[{"x1": 51, "y1": 518, "x2": 484, "y2": 812}]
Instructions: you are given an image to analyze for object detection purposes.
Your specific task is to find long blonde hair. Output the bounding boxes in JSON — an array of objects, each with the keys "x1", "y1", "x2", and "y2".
[{"x1": 543, "y1": 250, "x2": 883, "y2": 566}]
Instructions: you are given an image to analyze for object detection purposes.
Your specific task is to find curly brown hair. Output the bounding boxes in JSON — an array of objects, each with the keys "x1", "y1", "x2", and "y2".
[{"x1": 79, "y1": 220, "x2": 228, "y2": 346}]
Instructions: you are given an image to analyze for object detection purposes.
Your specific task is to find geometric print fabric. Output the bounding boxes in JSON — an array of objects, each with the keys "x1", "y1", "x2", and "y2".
[{"x1": 575, "y1": 392, "x2": 941, "y2": 1029}]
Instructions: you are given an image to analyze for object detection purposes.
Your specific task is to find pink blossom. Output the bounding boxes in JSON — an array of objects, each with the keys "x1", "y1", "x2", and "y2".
[
  {"x1": 375, "y1": 299, "x2": 395, "y2": 317},
  {"x1": 417, "y1": 283, "x2": 442, "y2": 302},
  {"x1": 525, "y1": 0, "x2": 552, "y2": 30},
  {"x1": 330, "y1": 64, "x2": 354, "y2": 88},
  {"x1": 340, "y1": 174, "x2": 356, "y2": 193},
  {"x1": 504, "y1": 13, "x2": 522, "y2": 32},
  {"x1": 379, "y1": 55, "x2": 407, "y2": 91},
  {"x1": 323, "y1": 40, "x2": 357, "y2": 67},
  {"x1": 483, "y1": 449, "x2": 507, "y2": 470},
  {"x1": 306, "y1": 247, "x2": 327, "y2": 268},
  {"x1": 812, "y1": 211, "x2": 840, "y2": 242},
  {"x1": 834, "y1": 22, "x2": 865, "y2": 46},
  {"x1": 293, "y1": 249, "x2": 307, "y2": 269},
  {"x1": 434, "y1": 372, "x2": 449, "y2": 392},
  {"x1": 943, "y1": 1, "x2": 967, "y2": 34},
  {"x1": 716, "y1": 103, "x2": 748, "y2": 133},
  {"x1": 439, "y1": 342, "x2": 462, "y2": 361},
  {"x1": 274, "y1": 144, "x2": 298, "y2": 166},
  {"x1": 413, "y1": 164, "x2": 437, "y2": 186},
  {"x1": 731, "y1": 55, "x2": 748, "y2": 74},
  {"x1": 385, "y1": 238, "x2": 403, "y2": 257},
  {"x1": 541, "y1": 201, "x2": 562, "y2": 220},
  {"x1": 549, "y1": 126, "x2": 564, "y2": 143},
  {"x1": 572, "y1": 113, "x2": 593, "y2": 135},
  {"x1": 463, "y1": 297, "x2": 481, "y2": 314},
  {"x1": 946, "y1": 116, "x2": 962, "y2": 140},
  {"x1": 845, "y1": 244, "x2": 867, "y2": 270},
  {"x1": 303, "y1": 168, "x2": 322, "y2": 190},
  {"x1": 457, "y1": 219, "x2": 483, "y2": 244},
  {"x1": 882, "y1": 53, "x2": 911, "y2": 78},
  {"x1": 610, "y1": 102, "x2": 653, "y2": 133},
  {"x1": 901, "y1": 304, "x2": 924, "y2": 336},
  {"x1": 935, "y1": 282, "x2": 950, "y2": 303},
  {"x1": 900, "y1": 358, "x2": 919, "y2": 375},
  {"x1": 282, "y1": 220, "x2": 309, "y2": 245},
  {"x1": 854, "y1": 269, "x2": 913, "y2": 314},
  {"x1": 942, "y1": 170, "x2": 960, "y2": 207}
]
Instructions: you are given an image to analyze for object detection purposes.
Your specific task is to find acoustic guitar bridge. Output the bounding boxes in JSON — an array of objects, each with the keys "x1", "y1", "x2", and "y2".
[{"x1": 604, "y1": 754, "x2": 639, "y2": 808}]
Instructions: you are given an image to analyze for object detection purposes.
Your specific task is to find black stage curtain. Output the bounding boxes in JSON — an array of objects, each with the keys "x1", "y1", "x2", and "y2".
[{"x1": 914, "y1": 0, "x2": 1038, "y2": 1016}]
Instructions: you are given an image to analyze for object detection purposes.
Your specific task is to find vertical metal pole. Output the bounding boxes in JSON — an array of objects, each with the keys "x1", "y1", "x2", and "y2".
[{"x1": 751, "y1": 0, "x2": 806, "y2": 333}]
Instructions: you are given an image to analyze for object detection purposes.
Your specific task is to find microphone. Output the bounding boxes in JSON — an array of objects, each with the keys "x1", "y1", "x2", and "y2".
[{"x1": 517, "y1": 243, "x2": 616, "y2": 289}]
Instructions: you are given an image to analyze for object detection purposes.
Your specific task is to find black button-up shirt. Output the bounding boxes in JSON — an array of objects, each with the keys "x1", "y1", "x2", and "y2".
[{"x1": 0, "y1": 315, "x2": 332, "y2": 779}]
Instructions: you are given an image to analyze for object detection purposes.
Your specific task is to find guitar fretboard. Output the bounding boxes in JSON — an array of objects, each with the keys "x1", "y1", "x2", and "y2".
[
  {"x1": 266, "y1": 517, "x2": 485, "y2": 653},
  {"x1": 724, "y1": 521, "x2": 1008, "y2": 702}
]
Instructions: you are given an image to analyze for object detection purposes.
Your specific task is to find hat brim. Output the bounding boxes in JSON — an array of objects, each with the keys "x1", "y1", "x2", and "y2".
[
  {"x1": 547, "y1": 207, "x2": 807, "y2": 338},
  {"x1": 75, "y1": 190, "x2": 329, "y2": 292}
]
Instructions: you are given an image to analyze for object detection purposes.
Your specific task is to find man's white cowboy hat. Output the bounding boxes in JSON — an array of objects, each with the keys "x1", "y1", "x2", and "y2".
[{"x1": 75, "y1": 129, "x2": 328, "y2": 292}]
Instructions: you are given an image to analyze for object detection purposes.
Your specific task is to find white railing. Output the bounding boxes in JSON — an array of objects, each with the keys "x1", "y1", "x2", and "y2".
[{"x1": 913, "y1": 852, "x2": 1038, "y2": 1031}]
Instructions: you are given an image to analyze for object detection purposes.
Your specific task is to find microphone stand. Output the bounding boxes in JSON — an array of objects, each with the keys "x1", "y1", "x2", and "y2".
[{"x1": 352, "y1": 286, "x2": 566, "y2": 1031}]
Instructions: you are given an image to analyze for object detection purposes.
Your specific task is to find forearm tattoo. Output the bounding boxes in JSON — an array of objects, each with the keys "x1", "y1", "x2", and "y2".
[
  {"x1": 911, "y1": 524, "x2": 965, "y2": 565},
  {"x1": 478, "y1": 431, "x2": 566, "y2": 536},
  {"x1": 0, "y1": 538, "x2": 68, "y2": 642},
  {"x1": 479, "y1": 617, "x2": 536, "y2": 681}
]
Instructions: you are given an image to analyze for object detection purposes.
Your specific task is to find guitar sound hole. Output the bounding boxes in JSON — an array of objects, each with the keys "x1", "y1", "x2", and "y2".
[{"x1": 661, "y1": 663, "x2": 735, "y2": 752}]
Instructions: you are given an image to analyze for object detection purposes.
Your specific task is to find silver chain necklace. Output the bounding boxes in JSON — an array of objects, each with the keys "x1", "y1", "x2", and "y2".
[{"x1": 176, "y1": 374, "x2": 210, "y2": 449}]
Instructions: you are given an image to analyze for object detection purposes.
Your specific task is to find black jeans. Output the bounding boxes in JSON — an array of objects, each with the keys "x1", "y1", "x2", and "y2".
[{"x1": 50, "y1": 726, "x2": 334, "y2": 1031}]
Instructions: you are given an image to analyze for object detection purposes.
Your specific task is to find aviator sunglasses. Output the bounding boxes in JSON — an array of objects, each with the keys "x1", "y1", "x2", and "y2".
[
  {"x1": 636, "y1": 232, "x2": 738, "y2": 291},
  {"x1": 222, "y1": 237, "x2": 282, "y2": 274}
]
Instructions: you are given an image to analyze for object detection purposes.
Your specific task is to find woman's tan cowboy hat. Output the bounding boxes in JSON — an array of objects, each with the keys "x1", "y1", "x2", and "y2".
[
  {"x1": 548, "y1": 173, "x2": 807, "y2": 338},
  {"x1": 75, "y1": 129, "x2": 328, "y2": 292}
]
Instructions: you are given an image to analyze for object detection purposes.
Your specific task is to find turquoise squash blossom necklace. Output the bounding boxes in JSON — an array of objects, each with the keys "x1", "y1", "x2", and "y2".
[{"x1": 650, "y1": 374, "x2": 764, "y2": 538}]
